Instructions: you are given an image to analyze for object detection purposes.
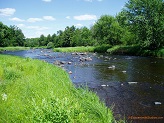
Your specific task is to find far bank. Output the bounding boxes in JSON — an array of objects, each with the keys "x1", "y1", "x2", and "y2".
[{"x1": 53, "y1": 45, "x2": 164, "y2": 58}]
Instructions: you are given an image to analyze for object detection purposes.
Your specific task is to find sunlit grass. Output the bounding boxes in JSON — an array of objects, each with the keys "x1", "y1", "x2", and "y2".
[
  {"x1": 0, "y1": 54, "x2": 115, "y2": 122},
  {"x1": 0, "y1": 47, "x2": 30, "y2": 51},
  {"x1": 54, "y1": 46, "x2": 95, "y2": 52}
]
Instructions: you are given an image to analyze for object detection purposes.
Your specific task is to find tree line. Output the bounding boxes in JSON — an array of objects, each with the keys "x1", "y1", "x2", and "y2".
[
  {"x1": 0, "y1": 22, "x2": 25, "y2": 47},
  {"x1": 1, "y1": 0, "x2": 163, "y2": 51}
]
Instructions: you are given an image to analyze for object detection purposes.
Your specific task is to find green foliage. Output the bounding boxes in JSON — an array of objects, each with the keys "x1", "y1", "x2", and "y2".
[
  {"x1": 1, "y1": 0, "x2": 163, "y2": 58},
  {"x1": 107, "y1": 45, "x2": 141, "y2": 55},
  {"x1": 157, "y1": 48, "x2": 164, "y2": 58},
  {"x1": 124, "y1": 0, "x2": 164, "y2": 50},
  {"x1": 91, "y1": 15, "x2": 123, "y2": 45},
  {"x1": 107, "y1": 45, "x2": 164, "y2": 57},
  {"x1": 47, "y1": 42, "x2": 54, "y2": 49},
  {"x1": 25, "y1": 38, "x2": 39, "y2": 47},
  {"x1": 0, "y1": 22, "x2": 25, "y2": 47},
  {"x1": 94, "y1": 44, "x2": 112, "y2": 53},
  {"x1": 0, "y1": 55, "x2": 114, "y2": 122}
]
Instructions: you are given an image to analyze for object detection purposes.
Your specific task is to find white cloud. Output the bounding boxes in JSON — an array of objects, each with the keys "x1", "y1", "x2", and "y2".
[
  {"x1": 17, "y1": 24, "x2": 25, "y2": 28},
  {"x1": 74, "y1": 14, "x2": 97, "y2": 21},
  {"x1": 66, "y1": 16, "x2": 71, "y2": 19},
  {"x1": 43, "y1": 16, "x2": 56, "y2": 21},
  {"x1": 76, "y1": 24, "x2": 83, "y2": 27},
  {"x1": 97, "y1": 0, "x2": 103, "y2": 1},
  {"x1": 26, "y1": 26, "x2": 49, "y2": 31},
  {"x1": 27, "y1": 18, "x2": 43, "y2": 23},
  {"x1": 42, "y1": 0, "x2": 52, "y2": 2},
  {"x1": 9, "y1": 17, "x2": 25, "y2": 22},
  {"x1": 18, "y1": 24, "x2": 50, "y2": 38},
  {"x1": 0, "y1": 8, "x2": 16, "y2": 16}
]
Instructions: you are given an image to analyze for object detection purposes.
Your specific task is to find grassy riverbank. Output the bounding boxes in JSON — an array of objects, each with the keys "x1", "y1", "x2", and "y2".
[
  {"x1": 54, "y1": 45, "x2": 164, "y2": 58},
  {"x1": 107, "y1": 45, "x2": 164, "y2": 58},
  {"x1": 54, "y1": 46, "x2": 95, "y2": 52},
  {"x1": 53, "y1": 45, "x2": 112, "y2": 53},
  {"x1": 0, "y1": 47, "x2": 30, "y2": 52},
  {"x1": 0, "y1": 55, "x2": 115, "y2": 123}
]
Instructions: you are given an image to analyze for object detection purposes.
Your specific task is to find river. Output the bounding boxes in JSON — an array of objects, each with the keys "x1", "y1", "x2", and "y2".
[{"x1": 2, "y1": 49, "x2": 164, "y2": 123}]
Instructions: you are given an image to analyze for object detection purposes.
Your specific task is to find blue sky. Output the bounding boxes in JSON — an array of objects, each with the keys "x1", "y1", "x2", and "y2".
[{"x1": 0, "y1": 0, "x2": 128, "y2": 38}]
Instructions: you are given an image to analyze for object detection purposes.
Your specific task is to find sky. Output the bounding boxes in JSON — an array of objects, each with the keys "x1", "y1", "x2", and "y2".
[{"x1": 0, "y1": 0, "x2": 128, "y2": 38}]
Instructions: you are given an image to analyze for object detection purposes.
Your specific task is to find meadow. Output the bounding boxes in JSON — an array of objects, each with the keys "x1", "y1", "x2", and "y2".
[{"x1": 0, "y1": 54, "x2": 115, "y2": 123}]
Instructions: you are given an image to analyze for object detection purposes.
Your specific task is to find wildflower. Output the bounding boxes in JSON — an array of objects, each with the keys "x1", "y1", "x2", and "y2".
[{"x1": 1, "y1": 93, "x2": 7, "y2": 101}]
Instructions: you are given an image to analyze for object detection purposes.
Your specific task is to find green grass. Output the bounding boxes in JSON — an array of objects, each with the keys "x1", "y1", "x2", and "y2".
[
  {"x1": 94, "y1": 44, "x2": 112, "y2": 53},
  {"x1": 0, "y1": 54, "x2": 115, "y2": 123},
  {"x1": 54, "y1": 46, "x2": 95, "y2": 52},
  {"x1": 0, "y1": 47, "x2": 30, "y2": 52},
  {"x1": 107, "y1": 45, "x2": 164, "y2": 58},
  {"x1": 53, "y1": 45, "x2": 113, "y2": 53}
]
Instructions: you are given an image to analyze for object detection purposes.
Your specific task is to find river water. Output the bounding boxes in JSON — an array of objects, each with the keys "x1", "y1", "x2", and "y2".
[{"x1": 2, "y1": 49, "x2": 164, "y2": 123}]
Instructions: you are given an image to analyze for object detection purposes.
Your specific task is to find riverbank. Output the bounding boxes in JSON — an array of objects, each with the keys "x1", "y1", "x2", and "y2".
[
  {"x1": 0, "y1": 54, "x2": 116, "y2": 123},
  {"x1": 53, "y1": 45, "x2": 164, "y2": 58},
  {"x1": 107, "y1": 45, "x2": 164, "y2": 58},
  {"x1": 53, "y1": 46, "x2": 95, "y2": 52},
  {"x1": 0, "y1": 47, "x2": 30, "y2": 52}
]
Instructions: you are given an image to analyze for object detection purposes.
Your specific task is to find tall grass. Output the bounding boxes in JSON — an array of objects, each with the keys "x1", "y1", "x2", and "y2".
[
  {"x1": 0, "y1": 47, "x2": 30, "y2": 51},
  {"x1": 54, "y1": 46, "x2": 95, "y2": 52},
  {"x1": 53, "y1": 45, "x2": 113, "y2": 53},
  {"x1": 107, "y1": 45, "x2": 164, "y2": 58},
  {"x1": 0, "y1": 55, "x2": 114, "y2": 122}
]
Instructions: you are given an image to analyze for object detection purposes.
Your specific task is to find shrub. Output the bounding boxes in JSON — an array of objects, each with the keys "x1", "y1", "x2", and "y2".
[
  {"x1": 47, "y1": 42, "x2": 54, "y2": 49},
  {"x1": 94, "y1": 44, "x2": 112, "y2": 53}
]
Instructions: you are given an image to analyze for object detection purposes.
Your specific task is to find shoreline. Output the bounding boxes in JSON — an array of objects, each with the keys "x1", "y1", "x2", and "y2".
[
  {"x1": 1, "y1": 46, "x2": 163, "y2": 58},
  {"x1": 0, "y1": 54, "x2": 116, "y2": 122}
]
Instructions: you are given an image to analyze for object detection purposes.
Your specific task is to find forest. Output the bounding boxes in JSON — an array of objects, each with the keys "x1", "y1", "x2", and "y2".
[{"x1": 0, "y1": 0, "x2": 164, "y2": 55}]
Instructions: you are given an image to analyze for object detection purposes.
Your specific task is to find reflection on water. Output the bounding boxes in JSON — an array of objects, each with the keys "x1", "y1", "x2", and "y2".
[{"x1": 2, "y1": 49, "x2": 164, "y2": 123}]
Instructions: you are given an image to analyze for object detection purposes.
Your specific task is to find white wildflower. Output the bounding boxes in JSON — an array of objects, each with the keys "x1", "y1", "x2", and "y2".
[{"x1": 1, "y1": 93, "x2": 7, "y2": 101}]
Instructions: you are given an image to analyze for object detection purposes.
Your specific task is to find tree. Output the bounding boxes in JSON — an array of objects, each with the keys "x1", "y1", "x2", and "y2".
[
  {"x1": 62, "y1": 26, "x2": 76, "y2": 47},
  {"x1": 79, "y1": 27, "x2": 93, "y2": 46},
  {"x1": 124, "y1": 0, "x2": 164, "y2": 49},
  {"x1": 54, "y1": 30, "x2": 64, "y2": 47},
  {"x1": 116, "y1": 11, "x2": 136, "y2": 45},
  {"x1": 46, "y1": 34, "x2": 52, "y2": 45},
  {"x1": 38, "y1": 34, "x2": 46, "y2": 46},
  {"x1": 25, "y1": 38, "x2": 39, "y2": 47},
  {"x1": 91, "y1": 15, "x2": 123, "y2": 45},
  {"x1": 0, "y1": 22, "x2": 25, "y2": 47},
  {"x1": 0, "y1": 22, "x2": 10, "y2": 46}
]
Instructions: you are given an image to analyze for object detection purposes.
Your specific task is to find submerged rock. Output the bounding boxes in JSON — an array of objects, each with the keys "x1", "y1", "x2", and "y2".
[
  {"x1": 79, "y1": 57, "x2": 92, "y2": 62},
  {"x1": 128, "y1": 82, "x2": 138, "y2": 84},
  {"x1": 53, "y1": 60, "x2": 61, "y2": 65},
  {"x1": 68, "y1": 62, "x2": 72, "y2": 64},
  {"x1": 122, "y1": 71, "x2": 127, "y2": 73},
  {"x1": 108, "y1": 65, "x2": 115, "y2": 70},
  {"x1": 101, "y1": 84, "x2": 109, "y2": 87},
  {"x1": 60, "y1": 61, "x2": 66, "y2": 64},
  {"x1": 154, "y1": 102, "x2": 162, "y2": 105},
  {"x1": 68, "y1": 71, "x2": 72, "y2": 74}
]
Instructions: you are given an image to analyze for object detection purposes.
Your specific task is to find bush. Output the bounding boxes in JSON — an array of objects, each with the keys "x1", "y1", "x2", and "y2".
[
  {"x1": 94, "y1": 44, "x2": 112, "y2": 53},
  {"x1": 47, "y1": 42, "x2": 54, "y2": 49}
]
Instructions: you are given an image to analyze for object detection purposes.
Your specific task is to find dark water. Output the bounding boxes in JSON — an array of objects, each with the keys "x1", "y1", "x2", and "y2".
[{"x1": 2, "y1": 49, "x2": 164, "y2": 123}]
